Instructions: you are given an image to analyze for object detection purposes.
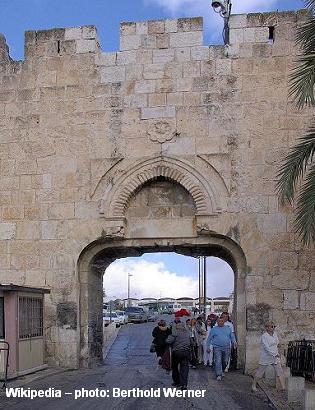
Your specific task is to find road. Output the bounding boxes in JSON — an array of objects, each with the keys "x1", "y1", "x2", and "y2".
[{"x1": 1, "y1": 316, "x2": 273, "y2": 409}]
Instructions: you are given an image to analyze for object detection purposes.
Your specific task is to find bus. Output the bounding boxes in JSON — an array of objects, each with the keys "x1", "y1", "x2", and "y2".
[{"x1": 166, "y1": 303, "x2": 181, "y2": 314}]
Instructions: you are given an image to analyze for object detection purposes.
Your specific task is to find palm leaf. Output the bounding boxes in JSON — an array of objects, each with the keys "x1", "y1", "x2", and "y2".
[
  {"x1": 296, "y1": 19, "x2": 315, "y2": 54},
  {"x1": 294, "y1": 163, "x2": 315, "y2": 244},
  {"x1": 305, "y1": 0, "x2": 315, "y2": 10},
  {"x1": 290, "y1": 53, "x2": 315, "y2": 108},
  {"x1": 277, "y1": 124, "x2": 315, "y2": 203}
]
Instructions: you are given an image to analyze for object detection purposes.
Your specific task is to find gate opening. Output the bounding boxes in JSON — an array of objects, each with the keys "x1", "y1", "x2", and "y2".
[{"x1": 78, "y1": 237, "x2": 246, "y2": 369}]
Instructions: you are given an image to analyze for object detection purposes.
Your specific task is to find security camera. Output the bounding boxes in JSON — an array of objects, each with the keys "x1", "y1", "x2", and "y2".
[{"x1": 211, "y1": 0, "x2": 227, "y2": 15}]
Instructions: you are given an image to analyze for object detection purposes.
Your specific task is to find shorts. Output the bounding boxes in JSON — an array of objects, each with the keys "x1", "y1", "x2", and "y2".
[{"x1": 255, "y1": 363, "x2": 284, "y2": 378}]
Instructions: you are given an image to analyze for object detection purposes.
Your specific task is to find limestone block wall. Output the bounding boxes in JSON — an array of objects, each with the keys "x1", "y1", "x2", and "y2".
[{"x1": 0, "y1": 10, "x2": 314, "y2": 369}]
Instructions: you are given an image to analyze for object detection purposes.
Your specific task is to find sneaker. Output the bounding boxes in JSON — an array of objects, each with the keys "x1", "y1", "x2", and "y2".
[
  {"x1": 216, "y1": 376, "x2": 222, "y2": 381},
  {"x1": 191, "y1": 365, "x2": 197, "y2": 369},
  {"x1": 251, "y1": 384, "x2": 257, "y2": 392}
]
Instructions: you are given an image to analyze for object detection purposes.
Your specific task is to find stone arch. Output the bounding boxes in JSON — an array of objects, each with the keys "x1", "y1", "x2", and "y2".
[
  {"x1": 99, "y1": 156, "x2": 228, "y2": 219},
  {"x1": 77, "y1": 234, "x2": 247, "y2": 369}
]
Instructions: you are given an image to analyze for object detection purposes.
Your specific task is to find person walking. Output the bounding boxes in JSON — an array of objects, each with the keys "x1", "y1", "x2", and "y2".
[
  {"x1": 206, "y1": 316, "x2": 237, "y2": 380},
  {"x1": 252, "y1": 321, "x2": 285, "y2": 392},
  {"x1": 186, "y1": 318, "x2": 198, "y2": 368},
  {"x1": 220, "y1": 312, "x2": 236, "y2": 372},
  {"x1": 152, "y1": 319, "x2": 171, "y2": 364},
  {"x1": 195, "y1": 316, "x2": 207, "y2": 364},
  {"x1": 203, "y1": 318, "x2": 214, "y2": 366},
  {"x1": 168, "y1": 322, "x2": 193, "y2": 390}
]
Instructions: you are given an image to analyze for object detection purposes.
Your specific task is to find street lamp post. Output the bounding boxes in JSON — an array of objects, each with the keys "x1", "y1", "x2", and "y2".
[
  {"x1": 198, "y1": 256, "x2": 207, "y2": 315},
  {"x1": 127, "y1": 273, "x2": 133, "y2": 307},
  {"x1": 203, "y1": 256, "x2": 207, "y2": 316}
]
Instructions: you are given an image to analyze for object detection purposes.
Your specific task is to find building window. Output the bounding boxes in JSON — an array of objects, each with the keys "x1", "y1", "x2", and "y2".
[
  {"x1": 19, "y1": 297, "x2": 43, "y2": 339},
  {"x1": 0, "y1": 297, "x2": 4, "y2": 339}
]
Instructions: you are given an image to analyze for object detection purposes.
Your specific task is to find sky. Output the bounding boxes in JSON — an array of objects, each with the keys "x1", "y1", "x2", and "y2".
[
  {"x1": 0, "y1": 0, "x2": 305, "y2": 298},
  {"x1": 0, "y1": 0, "x2": 305, "y2": 60},
  {"x1": 103, "y1": 253, "x2": 235, "y2": 300}
]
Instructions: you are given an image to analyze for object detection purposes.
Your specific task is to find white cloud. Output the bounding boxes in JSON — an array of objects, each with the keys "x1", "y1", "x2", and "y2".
[
  {"x1": 103, "y1": 256, "x2": 234, "y2": 300},
  {"x1": 144, "y1": 0, "x2": 279, "y2": 41},
  {"x1": 104, "y1": 258, "x2": 198, "y2": 299}
]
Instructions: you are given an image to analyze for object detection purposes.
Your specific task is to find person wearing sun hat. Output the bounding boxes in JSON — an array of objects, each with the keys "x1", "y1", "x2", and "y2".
[{"x1": 251, "y1": 320, "x2": 285, "y2": 392}]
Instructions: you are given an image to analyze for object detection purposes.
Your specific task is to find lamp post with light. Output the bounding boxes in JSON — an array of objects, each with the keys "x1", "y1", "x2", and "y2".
[
  {"x1": 211, "y1": 0, "x2": 232, "y2": 45},
  {"x1": 127, "y1": 273, "x2": 133, "y2": 307}
]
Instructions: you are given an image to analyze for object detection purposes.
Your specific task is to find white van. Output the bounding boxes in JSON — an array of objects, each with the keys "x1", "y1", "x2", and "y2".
[{"x1": 166, "y1": 303, "x2": 181, "y2": 314}]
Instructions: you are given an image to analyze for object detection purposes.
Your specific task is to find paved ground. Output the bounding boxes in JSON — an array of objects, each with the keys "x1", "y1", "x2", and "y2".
[{"x1": 1, "y1": 317, "x2": 274, "y2": 410}]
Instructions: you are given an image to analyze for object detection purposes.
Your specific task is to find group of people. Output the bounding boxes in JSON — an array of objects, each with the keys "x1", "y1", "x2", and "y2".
[
  {"x1": 152, "y1": 313, "x2": 285, "y2": 392},
  {"x1": 151, "y1": 311, "x2": 237, "y2": 390}
]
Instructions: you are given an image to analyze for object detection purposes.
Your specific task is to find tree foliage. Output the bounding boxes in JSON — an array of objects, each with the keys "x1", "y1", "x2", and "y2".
[{"x1": 277, "y1": 1, "x2": 315, "y2": 244}]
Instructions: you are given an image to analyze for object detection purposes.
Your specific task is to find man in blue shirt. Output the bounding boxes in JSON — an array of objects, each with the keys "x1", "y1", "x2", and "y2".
[{"x1": 206, "y1": 317, "x2": 237, "y2": 380}]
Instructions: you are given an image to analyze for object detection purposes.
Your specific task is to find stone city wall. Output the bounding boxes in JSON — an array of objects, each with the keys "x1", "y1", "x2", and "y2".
[{"x1": 0, "y1": 9, "x2": 314, "y2": 370}]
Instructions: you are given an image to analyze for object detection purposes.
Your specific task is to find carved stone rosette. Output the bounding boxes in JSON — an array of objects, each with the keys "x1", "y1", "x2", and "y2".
[{"x1": 147, "y1": 120, "x2": 179, "y2": 144}]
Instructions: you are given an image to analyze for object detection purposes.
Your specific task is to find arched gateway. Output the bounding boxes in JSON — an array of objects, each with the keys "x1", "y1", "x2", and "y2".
[
  {"x1": 1, "y1": 11, "x2": 314, "y2": 375},
  {"x1": 78, "y1": 235, "x2": 247, "y2": 369}
]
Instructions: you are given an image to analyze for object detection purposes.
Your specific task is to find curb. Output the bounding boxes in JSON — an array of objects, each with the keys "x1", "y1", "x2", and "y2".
[
  {"x1": 0, "y1": 368, "x2": 68, "y2": 395},
  {"x1": 103, "y1": 324, "x2": 121, "y2": 360}
]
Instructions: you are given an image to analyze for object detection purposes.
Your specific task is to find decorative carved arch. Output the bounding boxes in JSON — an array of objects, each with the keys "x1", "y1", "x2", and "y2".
[{"x1": 99, "y1": 156, "x2": 228, "y2": 219}]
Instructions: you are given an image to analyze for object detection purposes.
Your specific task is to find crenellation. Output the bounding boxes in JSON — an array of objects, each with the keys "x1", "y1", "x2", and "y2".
[
  {"x1": 177, "y1": 17, "x2": 203, "y2": 32},
  {"x1": 120, "y1": 21, "x2": 136, "y2": 36},
  {"x1": 0, "y1": 33, "x2": 10, "y2": 62},
  {"x1": 136, "y1": 21, "x2": 148, "y2": 35},
  {"x1": 148, "y1": 20, "x2": 165, "y2": 34},
  {"x1": 120, "y1": 34, "x2": 141, "y2": 51},
  {"x1": 246, "y1": 11, "x2": 297, "y2": 28},
  {"x1": 165, "y1": 19, "x2": 178, "y2": 33}
]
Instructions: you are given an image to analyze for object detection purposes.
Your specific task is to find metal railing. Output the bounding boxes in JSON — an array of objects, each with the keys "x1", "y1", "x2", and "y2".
[{"x1": 286, "y1": 340, "x2": 315, "y2": 380}]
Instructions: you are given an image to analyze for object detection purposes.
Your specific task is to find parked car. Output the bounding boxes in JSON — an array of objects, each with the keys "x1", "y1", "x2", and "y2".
[
  {"x1": 148, "y1": 313, "x2": 157, "y2": 322},
  {"x1": 116, "y1": 310, "x2": 128, "y2": 325},
  {"x1": 125, "y1": 307, "x2": 148, "y2": 323},
  {"x1": 103, "y1": 311, "x2": 121, "y2": 328}
]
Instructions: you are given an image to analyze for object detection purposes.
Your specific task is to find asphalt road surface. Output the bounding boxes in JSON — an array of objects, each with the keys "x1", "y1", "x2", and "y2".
[{"x1": 1, "y1": 316, "x2": 273, "y2": 410}]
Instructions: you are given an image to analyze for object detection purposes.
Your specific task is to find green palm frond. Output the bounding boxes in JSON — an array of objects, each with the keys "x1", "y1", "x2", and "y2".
[
  {"x1": 290, "y1": 52, "x2": 315, "y2": 108},
  {"x1": 305, "y1": 0, "x2": 315, "y2": 10},
  {"x1": 294, "y1": 163, "x2": 315, "y2": 244},
  {"x1": 296, "y1": 19, "x2": 315, "y2": 54},
  {"x1": 277, "y1": 124, "x2": 315, "y2": 203}
]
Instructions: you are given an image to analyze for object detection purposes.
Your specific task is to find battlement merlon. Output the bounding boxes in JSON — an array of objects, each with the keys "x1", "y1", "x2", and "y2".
[
  {"x1": 0, "y1": 9, "x2": 311, "y2": 63},
  {"x1": 228, "y1": 9, "x2": 310, "y2": 56},
  {"x1": 0, "y1": 33, "x2": 10, "y2": 61},
  {"x1": 24, "y1": 25, "x2": 100, "y2": 60}
]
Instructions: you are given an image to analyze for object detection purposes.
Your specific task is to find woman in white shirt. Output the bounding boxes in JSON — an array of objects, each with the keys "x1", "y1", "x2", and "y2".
[{"x1": 252, "y1": 321, "x2": 285, "y2": 392}]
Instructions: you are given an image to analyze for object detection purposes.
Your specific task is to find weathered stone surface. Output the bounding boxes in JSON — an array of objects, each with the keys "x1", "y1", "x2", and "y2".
[
  {"x1": 0, "y1": 222, "x2": 16, "y2": 240},
  {"x1": 0, "y1": 12, "x2": 314, "y2": 372},
  {"x1": 57, "y1": 302, "x2": 77, "y2": 330},
  {"x1": 283, "y1": 290, "x2": 299, "y2": 310},
  {"x1": 246, "y1": 303, "x2": 270, "y2": 331}
]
